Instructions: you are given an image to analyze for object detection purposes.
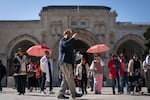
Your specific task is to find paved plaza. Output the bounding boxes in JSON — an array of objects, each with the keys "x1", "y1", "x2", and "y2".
[{"x1": 0, "y1": 87, "x2": 150, "y2": 100}]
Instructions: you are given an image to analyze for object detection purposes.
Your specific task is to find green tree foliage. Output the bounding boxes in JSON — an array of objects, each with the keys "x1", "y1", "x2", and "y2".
[{"x1": 143, "y1": 27, "x2": 150, "y2": 58}]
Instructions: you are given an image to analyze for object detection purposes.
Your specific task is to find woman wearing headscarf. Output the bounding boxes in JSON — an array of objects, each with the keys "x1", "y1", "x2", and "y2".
[{"x1": 128, "y1": 53, "x2": 143, "y2": 94}]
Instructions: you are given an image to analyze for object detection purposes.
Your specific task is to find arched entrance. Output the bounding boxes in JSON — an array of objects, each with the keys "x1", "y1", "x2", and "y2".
[
  {"x1": 7, "y1": 34, "x2": 40, "y2": 76},
  {"x1": 72, "y1": 28, "x2": 99, "y2": 64},
  {"x1": 114, "y1": 34, "x2": 144, "y2": 61},
  {"x1": 7, "y1": 40, "x2": 35, "y2": 75},
  {"x1": 51, "y1": 29, "x2": 97, "y2": 86},
  {"x1": 73, "y1": 39, "x2": 93, "y2": 64}
]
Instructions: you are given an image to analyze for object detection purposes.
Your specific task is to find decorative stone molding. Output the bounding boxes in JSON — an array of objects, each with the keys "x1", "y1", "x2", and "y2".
[{"x1": 6, "y1": 34, "x2": 40, "y2": 58}]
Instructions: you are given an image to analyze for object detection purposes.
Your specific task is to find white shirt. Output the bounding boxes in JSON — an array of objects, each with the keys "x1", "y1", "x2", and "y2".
[{"x1": 40, "y1": 55, "x2": 51, "y2": 82}]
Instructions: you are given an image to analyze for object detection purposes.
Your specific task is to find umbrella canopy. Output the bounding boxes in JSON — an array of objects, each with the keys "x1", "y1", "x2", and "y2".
[
  {"x1": 26, "y1": 45, "x2": 52, "y2": 57},
  {"x1": 86, "y1": 44, "x2": 109, "y2": 53}
]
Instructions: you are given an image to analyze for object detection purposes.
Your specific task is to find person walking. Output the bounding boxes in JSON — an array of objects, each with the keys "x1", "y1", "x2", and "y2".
[
  {"x1": 108, "y1": 53, "x2": 123, "y2": 95},
  {"x1": 76, "y1": 58, "x2": 89, "y2": 94},
  {"x1": 90, "y1": 54, "x2": 104, "y2": 94},
  {"x1": 0, "y1": 60, "x2": 6, "y2": 92},
  {"x1": 128, "y1": 53, "x2": 143, "y2": 95},
  {"x1": 13, "y1": 48, "x2": 28, "y2": 95},
  {"x1": 57, "y1": 29, "x2": 82, "y2": 99},
  {"x1": 119, "y1": 53, "x2": 129, "y2": 94},
  {"x1": 143, "y1": 49, "x2": 150, "y2": 93},
  {"x1": 40, "y1": 50, "x2": 54, "y2": 94}
]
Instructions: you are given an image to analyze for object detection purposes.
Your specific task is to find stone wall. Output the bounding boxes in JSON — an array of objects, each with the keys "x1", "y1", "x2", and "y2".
[{"x1": 0, "y1": 6, "x2": 149, "y2": 86}]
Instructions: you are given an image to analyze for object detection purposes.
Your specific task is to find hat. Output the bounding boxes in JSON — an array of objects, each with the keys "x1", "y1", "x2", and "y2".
[{"x1": 17, "y1": 48, "x2": 24, "y2": 52}]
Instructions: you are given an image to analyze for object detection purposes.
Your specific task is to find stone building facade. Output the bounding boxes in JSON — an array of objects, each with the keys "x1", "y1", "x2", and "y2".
[{"x1": 0, "y1": 6, "x2": 149, "y2": 86}]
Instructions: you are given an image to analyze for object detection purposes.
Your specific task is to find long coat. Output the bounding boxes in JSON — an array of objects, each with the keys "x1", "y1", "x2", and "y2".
[
  {"x1": 40, "y1": 55, "x2": 53, "y2": 82},
  {"x1": 128, "y1": 59, "x2": 143, "y2": 75},
  {"x1": 107, "y1": 59, "x2": 123, "y2": 78},
  {"x1": 13, "y1": 55, "x2": 27, "y2": 76},
  {"x1": 76, "y1": 63, "x2": 89, "y2": 80}
]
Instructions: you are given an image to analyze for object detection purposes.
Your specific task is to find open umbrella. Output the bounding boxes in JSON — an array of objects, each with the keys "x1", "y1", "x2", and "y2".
[
  {"x1": 86, "y1": 44, "x2": 109, "y2": 53},
  {"x1": 26, "y1": 45, "x2": 52, "y2": 57}
]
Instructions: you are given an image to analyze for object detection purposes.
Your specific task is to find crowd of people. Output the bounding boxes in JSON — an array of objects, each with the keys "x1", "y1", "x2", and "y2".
[{"x1": 0, "y1": 29, "x2": 150, "y2": 99}]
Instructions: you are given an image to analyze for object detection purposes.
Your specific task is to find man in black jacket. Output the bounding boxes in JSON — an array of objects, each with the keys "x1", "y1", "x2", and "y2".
[
  {"x1": 57, "y1": 29, "x2": 82, "y2": 99},
  {"x1": 0, "y1": 59, "x2": 6, "y2": 91}
]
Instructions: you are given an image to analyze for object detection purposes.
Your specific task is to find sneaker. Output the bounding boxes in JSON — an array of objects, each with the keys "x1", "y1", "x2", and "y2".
[
  {"x1": 65, "y1": 90, "x2": 70, "y2": 95},
  {"x1": 57, "y1": 95, "x2": 69, "y2": 99},
  {"x1": 130, "y1": 91, "x2": 134, "y2": 95},
  {"x1": 29, "y1": 87, "x2": 33, "y2": 92},
  {"x1": 49, "y1": 91, "x2": 55, "y2": 94},
  {"x1": 118, "y1": 92, "x2": 122, "y2": 95},
  {"x1": 138, "y1": 91, "x2": 143, "y2": 95},
  {"x1": 40, "y1": 91, "x2": 46, "y2": 95},
  {"x1": 17, "y1": 93, "x2": 21, "y2": 95}
]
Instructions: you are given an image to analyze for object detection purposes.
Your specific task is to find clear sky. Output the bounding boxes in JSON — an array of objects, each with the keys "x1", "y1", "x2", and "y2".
[{"x1": 0, "y1": 0, "x2": 150, "y2": 23}]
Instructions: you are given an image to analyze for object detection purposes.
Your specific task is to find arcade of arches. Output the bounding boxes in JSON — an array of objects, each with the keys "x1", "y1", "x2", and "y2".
[
  {"x1": 1, "y1": 6, "x2": 148, "y2": 86},
  {"x1": 6, "y1": 31, "x2": 145, "y2": 86}
]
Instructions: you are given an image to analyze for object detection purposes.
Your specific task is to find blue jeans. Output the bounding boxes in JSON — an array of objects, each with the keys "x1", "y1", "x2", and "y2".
[
  {"x1": 121, "y1": 72, "x2": 129, "y2": 93},
  {"x1": 112, "y1": 76, "x2": 122, "y2": 93},
  {"x1": 90, "y1": 75, "x2": 94, "y2": 91}
]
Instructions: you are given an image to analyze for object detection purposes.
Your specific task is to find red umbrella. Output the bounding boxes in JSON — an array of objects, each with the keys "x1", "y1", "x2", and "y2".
[
  {"x1": 26, "y1": 45, "x2": 52, "y2": 57},
  {"x1": 86, "y1": 44, "x2": 109, "y2": 53}
]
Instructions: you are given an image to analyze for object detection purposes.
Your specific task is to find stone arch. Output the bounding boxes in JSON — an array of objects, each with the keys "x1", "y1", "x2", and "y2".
[
  {"x1": 7, "y1": 34, "x2": 40, "y2": 58},
  {"x1": 113, "y1": 34, "x2": 145, "y2": 60},
  {"x1": 51, "y1": 28, "x2": 98, "y2": 64},
  {"x1": 51, "y1": 28, "x2": 97, "y2": 86},
  {"x1": 6, "y1": 34, "x2": 40, "y2": 75},
  {"x1": 73, "y1": 28, "x2": 99, "y2": 46}
]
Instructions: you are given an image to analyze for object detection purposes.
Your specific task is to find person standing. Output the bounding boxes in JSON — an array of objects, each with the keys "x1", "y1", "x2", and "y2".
[
  {"x1": 13, "y1": 48, "x2": 28, "y2": 95},
  {"x1": 0, "y1": 60, "x2": 6, "y2": 92},
  {"x1": 128, "y1": 53, "x2": 143, "y2": 94},
  {"x1": 143, "y1": 49, "x2": 150, "y2": 93},
  {"x1": 108, "y1": 53, "x2": 123, "y2": 95},
  {"x1": 57, "y1": 29, "x2": 82, "y2": 99},
  {"x1": 119, "y1": 53, "x2": 129, "y2": 94},
  {"x1": 40, "y1": 50, "x2": 54, "y2": 94},
  {"x1": 90, "y1": 54, "x2": 104, "y2": 94},
  {"x1": 76, "y1": 58, "x2": 89, "y2": 94}
]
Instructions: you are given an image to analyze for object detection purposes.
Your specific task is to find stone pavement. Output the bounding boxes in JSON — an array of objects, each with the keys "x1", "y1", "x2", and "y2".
[{"x1": 0, "y1": 87, "x2": 150, "y2": 100}]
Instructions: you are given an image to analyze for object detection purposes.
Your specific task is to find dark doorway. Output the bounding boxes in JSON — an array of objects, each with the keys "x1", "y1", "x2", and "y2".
[
  {"x1": 7, "y1": 40, "x2": 35, "y2": 76},
  {"x1": 73, "y1": 39, "x2": 93, "y2": 65},
  {"x1": 117, "y1": 40, "x2": 143, "y2": 61}
]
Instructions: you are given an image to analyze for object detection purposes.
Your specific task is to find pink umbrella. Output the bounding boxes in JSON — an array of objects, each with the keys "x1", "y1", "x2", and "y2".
[
  {"x1": 86, "y1": 44, "x2": 109, "y2": 53},
  {"x1": 26, "y1": 45, "x2": 52, "y2": 57}
]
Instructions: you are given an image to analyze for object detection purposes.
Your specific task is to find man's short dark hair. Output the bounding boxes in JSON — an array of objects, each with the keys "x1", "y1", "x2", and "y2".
[
  {"x1": 45, "y1": 50, "x2": 49, "y2": 54},
  {"x1": 63, "y1": 29, "x2": 72, "y2": 36}
]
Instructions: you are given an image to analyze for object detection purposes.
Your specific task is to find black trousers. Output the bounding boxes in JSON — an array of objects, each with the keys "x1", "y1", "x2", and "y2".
[
  {"x1": 14, "y1": 75, "x2": 27, "y2": 94},
  {"x1": 0, "y1": 76, "x2": 3, "y2": 91},
  {"x1": 41, "y1": 72, "x2": 53, "y2": 91},
  {"x1": 112, "y1": 77, "x2": 122, "y2": 93},
  {"x1": 41, "y1": 72, "x2": 46, "y2": 91},
  {"x1": 129, "y1": 75, "x2": 142, "y2": 92},
  {"x1": 49, "y1": 71, "x2": 52, "y2": 91},
  {"x1": 80, "y1": 77, "x2": 87, "y2": 94}
]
